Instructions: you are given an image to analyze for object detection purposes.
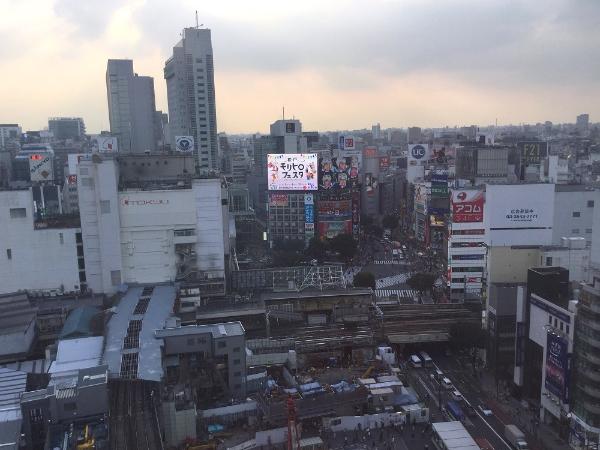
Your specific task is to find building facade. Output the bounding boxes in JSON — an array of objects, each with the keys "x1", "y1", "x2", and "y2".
[
  {"x1": 106, "y1": 59, "x2": 158, "y2": 153},
  {"x1": 164, "y1": 28, "x2": 218, "y2": 171},
  {"x1": 48, "y1": 117, "x2": 85, "y2": 141}
]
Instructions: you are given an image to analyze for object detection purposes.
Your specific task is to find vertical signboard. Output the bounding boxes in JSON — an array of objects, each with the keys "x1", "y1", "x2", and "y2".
[
  {"x1": 352, "y1": 191, "x2": 360, "y2": 240},
  {"x1": 431, "y1": 169, "x2": 449, "y2": 198},
  {"x1": 338, "y1": 135, "x2": 355, "y2": 150},
  {"x1": 304, "y1": 193, "x2": 315, "y2": 241},
  {"x1": 545, "y1": 333, "x2": 569, "y2": 402}
]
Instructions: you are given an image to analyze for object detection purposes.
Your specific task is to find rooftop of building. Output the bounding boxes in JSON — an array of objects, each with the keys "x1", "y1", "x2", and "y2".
[
  {"x1": 0, "y1": 368, "x2": 27, "y2": 449},
  {"x1": 102, "y1": 285, "x2": 175, "y2": 382},
  {"x1": 0, "y1": 293, "x2": 36, "y2": 336},
  {"x1": 155, "y1": 321, "x2": 245, "y2": 339},
  {"x1": 260, "y1": 287, "x2": 373, "y2": 302},
  {"x1": 555, "y1": 184, "x2": 597, "y2": 192},
  {"x1": 49, "y1": 336, "x2": 104, "y2": 376},
  {"x1": 59, "y1": 305, "x2": 102, "y2": 340}
]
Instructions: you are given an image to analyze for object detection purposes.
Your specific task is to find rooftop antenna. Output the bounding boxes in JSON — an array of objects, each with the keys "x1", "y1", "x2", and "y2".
[
  {"x1": 196, "y1": 10, "x2": 199, "y2": 28},
  {"x1": 282, "y1": 106, "x2": 285, "y2": 120}
]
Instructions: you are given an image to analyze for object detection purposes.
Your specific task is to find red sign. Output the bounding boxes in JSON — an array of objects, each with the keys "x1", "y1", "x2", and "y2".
[
  {"x1": 451, "y1": 189, "x2": 484, "y2": 223},
  {"x1": 364, "y1": 146, "x2": 377, "y2": 158},
  {"x1": 379, "y1": 156, "x2": 390, "y2": 170}
]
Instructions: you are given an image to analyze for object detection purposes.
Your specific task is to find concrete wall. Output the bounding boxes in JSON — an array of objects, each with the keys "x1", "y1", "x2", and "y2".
[
  {"x1": 487, "y1": 246, "x2": 540, "y2": 284},
  {"x1": 552, "y1": 189, "x2": 597, "y2": 247},
  {"x1": 194, "y1": 178, "x2": 226, "y2": 276},
  {"x1": 0, "y1": 189, "x2": 80, "y2": 294},
  {"x1": 78, "y1": 158, "x2": 122, "y2": 294},
  {"x1": 162, "y1": 401, "x2": 197, "y2": 447}
]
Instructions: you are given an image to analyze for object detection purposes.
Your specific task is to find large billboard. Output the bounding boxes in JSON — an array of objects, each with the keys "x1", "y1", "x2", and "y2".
[
  {"x1": 91, "y1": 135, "x2": 118, "y2": 153},
  {"x1": 267, "y1": 153, "x2": 318, "y2": 191},
  {"x1": 451, "y1": 189, "x2": 484, "y2": 223},
  {"x1": 545, "y1": 333, "x2": 569, "y2": 402},
  {"x1": 319, "y1": 155, "x2": 360, "y2": 191},
  {"x1": 29, "y1": 154, "x2": 54, "y2": 182},
  {"x1": 175, "y1": 136, "x2": 195, "y2": 152},
  {"x1": 317, "y1": 200, "x2": 352, "y2": 220},
  {"x1": 408, "y1": 144, "x2": 430, "y2": 166},
  {"x1": 518, "y1": 141, "x2": 548, "y2": 165},
  {"x1": 485, "y1": 183, "x2": 554, "y2": 229},
  {"x1": 318, "y1": 221, "x2": 352, "y2": 239}
]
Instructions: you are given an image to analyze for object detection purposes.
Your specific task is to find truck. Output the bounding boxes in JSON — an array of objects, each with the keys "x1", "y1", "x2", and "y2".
[
  {"x1": 446, "y1": 400, "x2": 465, "y2": 421},
  {"x1": 504, "y1": 424, "x2": 529, "y2": 450}
]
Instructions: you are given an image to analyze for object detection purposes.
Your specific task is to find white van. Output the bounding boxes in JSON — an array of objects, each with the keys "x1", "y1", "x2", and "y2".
[
  {"x1": 409, "y1": 354, "x2": 422, "y2": 368},
  {"x1": 451, "y1": 390, "x2": 464, "y2": 402},
  {"x1": 441, "y1": 377, "x2": 453, "y2": 390}
]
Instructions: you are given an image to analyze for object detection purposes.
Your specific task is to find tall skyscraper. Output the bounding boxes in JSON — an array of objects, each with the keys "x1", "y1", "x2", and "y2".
[
  {"x1": 164, "y1": 28, "x2": 218, "y2": 172},
  {"x1": 576, "y1": 113, "x2": 590, "y2": 132},
  {"x1": 106, "y1": 59, "x2": 158, "y2": 153}
]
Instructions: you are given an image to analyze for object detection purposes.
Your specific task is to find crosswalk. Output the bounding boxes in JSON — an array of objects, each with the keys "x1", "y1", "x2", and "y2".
[
  {"x1": 375, "y1": 289, "x2": 418, "y2": 299},
  {"x1": 373, "y1": 260, "x2": 405, "y2": 265},
  {"x1": 375, "y1": 273, "x2": 410, "y2": 288}
]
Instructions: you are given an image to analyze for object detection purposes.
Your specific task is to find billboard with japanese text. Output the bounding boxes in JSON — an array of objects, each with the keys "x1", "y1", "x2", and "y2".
[
  {"x1": 267, "y1": 153, "x2": 318, "y2": 191},
  {"x1": 451, "y1": 189, "x2": 484, "y2": 223}
]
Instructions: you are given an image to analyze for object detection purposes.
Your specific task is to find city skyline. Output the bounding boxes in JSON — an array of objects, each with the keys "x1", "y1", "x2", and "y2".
[{"x1": 1, "y1": 0, "x2": 599, "y2": 133}]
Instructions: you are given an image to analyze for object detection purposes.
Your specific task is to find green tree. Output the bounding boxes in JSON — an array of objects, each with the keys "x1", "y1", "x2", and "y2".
[
  {"x1": 449, "y1": 322, "x2": 486, "y2": 350},
  {"x1": 353, "y1": 271, "x2": 376, "y2": 290},
  {"x1": 304, "y1": 237, "x2": 327, "y2": 261},
  {"x1": 382, "y1": 214, "x2": 399, "y2": 230},
  {"x1": 329, "y1": 233, "x2": 358, "y2": 259},
  {"x1": 407, "y1": 272, "x2": 437, "y2": 294}
]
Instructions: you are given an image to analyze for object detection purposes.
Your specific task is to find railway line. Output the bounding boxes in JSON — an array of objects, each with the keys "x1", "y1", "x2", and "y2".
[{"x1": 109, "y1": 380, "x2": 163, "y2": 450}]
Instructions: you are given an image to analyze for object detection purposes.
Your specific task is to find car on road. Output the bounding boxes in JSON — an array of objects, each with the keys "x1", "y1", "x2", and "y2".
[
  {"x1": 441, "y1": 377, "x2": 454, "y2": 390},
  {"x1": 451, "y1": 390, "x2": 464, "y2": 402},
  {"x1": 478, "y1": 402, "x2": 493, "y2": 416}
]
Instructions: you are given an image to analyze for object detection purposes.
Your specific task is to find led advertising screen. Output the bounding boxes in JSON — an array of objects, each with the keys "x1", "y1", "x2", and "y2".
[
  {"x1": 545, "y1": 333, "x2": 569, "y2": 402},
  {"x1": 267, "y1": 153, "x2": 318, "y2": 191},
  {"x1": 518, "y1": 141, "x2": 548, "y2": 165},
  {"x1": 319, "y1": 155, "x2": 360, "y2": 191},
  {"x1": 317, "y1": 200, "x2": 352, "y2": 221},
  {"x1": 451, "y1": 189, "x2": 484, "y2": 223}
]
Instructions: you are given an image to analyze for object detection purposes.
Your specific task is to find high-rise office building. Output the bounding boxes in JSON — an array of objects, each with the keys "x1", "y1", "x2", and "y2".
[
  {"x1": 106, "y1": 59, "x2": 158, "y2": 153},
  {"x1": 576, "y1": 113, "x2": 590, "y2": 132},
  {"x1": 164, "y1": 28, "x2": 218, "y2": 172},
  {"x1": 48, "y1": 117, "x2": 85, "y2": 140}
]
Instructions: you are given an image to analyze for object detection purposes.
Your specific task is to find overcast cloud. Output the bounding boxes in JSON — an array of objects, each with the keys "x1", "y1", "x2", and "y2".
[{"x1": 1, "y1": 0, "x2": 599, "y2": 132}]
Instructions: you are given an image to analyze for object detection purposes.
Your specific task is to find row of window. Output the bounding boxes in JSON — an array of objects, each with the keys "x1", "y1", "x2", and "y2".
[{"x1": 549, "y1": 313, "x2": 570, "y2": 334}]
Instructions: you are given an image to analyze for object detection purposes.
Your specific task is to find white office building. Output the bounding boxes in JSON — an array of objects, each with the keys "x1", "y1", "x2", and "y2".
[
  {"x1": 77, "y1": 154, "x2": 230, "y2": 295},
  {"x1": 0, "y1": 189, "x2": 82, "y2": 295},
  {"x1": 164, "y1": 28, "x2": 218, "y2": 171},
  {"x1": 106, "y1": 59, "x2": 158, "y2": 153}
]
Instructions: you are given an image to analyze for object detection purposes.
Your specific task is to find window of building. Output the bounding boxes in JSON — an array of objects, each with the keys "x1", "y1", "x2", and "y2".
[
  {"x1": 110, "y1": 270, "x2": 121, "y2": 286},
  {"x1": 196, "y1": 337, "x2": 206, "y2": 344},
  {"x1": 559, "y1": 322, "x2": 564, "y2": 331},
  {"x1": 572, "y1": 211, "x2": 581, "y2": 217},
  {"x1": 233, "y1": 359, "x2": 241, "y2": 365},
  {"x1": 217, "y1": 341, "x2": 226, "y2": 349},
  {"x1": 588, "y1": 200, "x2": 594, "y2": 208},
  {"x1": 546, "y1": 257, "x2": 553, "y2": 266},
  {"x1": 566, "y1": 325, "x2": 570, "y2": 334},
  {"x1": 572, "y1": 229, "x2": 580, "y2": 234},
  {"x1": 9, "y1": 208, "x2": 26, "y2": 218},
  {"x1": 59, "y1": 233, "x2": 64, "y2": 245},
  {"x1": 586, "y1": 229, "x2": 593, "y2": 234},
  {"x1": 554, "y1": 318, "x2": 557, "y2": 327},
  {"x1": 234, "y1": 371, "x2": 241, "y2": 377},
  {"x1": 6, "y1": 249, "x2": 12, "y2": 260}
]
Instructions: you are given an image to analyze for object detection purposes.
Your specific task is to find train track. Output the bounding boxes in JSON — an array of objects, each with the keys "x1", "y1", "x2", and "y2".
[{"x1": 109, "y1": 380, "x2": 162, "y2": 450}]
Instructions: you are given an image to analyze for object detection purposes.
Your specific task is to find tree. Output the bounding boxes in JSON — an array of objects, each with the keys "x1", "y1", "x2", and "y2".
[
  {"x1": 329, "y1": 233, "x2": 357, "y2": 259},
  {"x1": 382, "y1": 214, "x2": 399, "y2": 230},
  {"x1": 407, "y1": 272, "x2": 437, "y2": 294},
  {"x1": 353, "y1": 271, "x2": 376, "y2": 290},
  {"x1": 304, "y1": 237, "x2": 327, "y2": 261},
  {"x1": 449, "y1": 322, "x2": 486, "y2": 349}
]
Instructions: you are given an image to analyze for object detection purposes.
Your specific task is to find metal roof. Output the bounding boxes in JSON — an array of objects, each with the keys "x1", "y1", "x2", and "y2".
[
  {"x1": 49, "y1": 336, "x2": 104, "y2": 374},
  {"x1": 102, "y1": 285, "x2": 175, "y2": 382},
  {"x1": 432, "y1": 421, "x2": 479, "y2": 450},
  {"x1": 155, "y1": 321, "x2": 244, "y2": 339},
  {"x1": 59, "y1": 305, "x2": 100, "y2": 339}
]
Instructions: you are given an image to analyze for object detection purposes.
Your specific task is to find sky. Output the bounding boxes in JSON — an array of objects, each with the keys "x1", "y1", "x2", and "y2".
[{"x1": 1, "y1": 0, "x2": 599, "y2": 134}]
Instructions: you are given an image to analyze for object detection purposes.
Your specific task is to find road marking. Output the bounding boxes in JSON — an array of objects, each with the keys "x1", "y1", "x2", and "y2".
[{"x1": 462, "y1": 395, "x2": 513, "y2": 450}]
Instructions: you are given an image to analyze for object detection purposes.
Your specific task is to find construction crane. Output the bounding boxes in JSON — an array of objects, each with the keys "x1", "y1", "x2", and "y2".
[{"x1": 287, "y1": 395, "x2": 301, "y2": 450}]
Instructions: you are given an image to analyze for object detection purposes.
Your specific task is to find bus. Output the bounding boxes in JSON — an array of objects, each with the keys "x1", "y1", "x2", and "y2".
[
  {"x1": 446, "y1": 400, "x2": 465, "y2": 421},
  {"x1": 409, "y1": 354, "x2": 422, "y2": 368},
  {"x1": 419, "y1": 351, "x2": 433, "y2": 367}
]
